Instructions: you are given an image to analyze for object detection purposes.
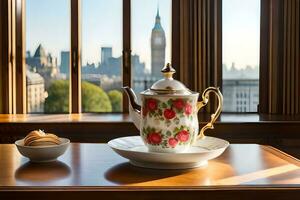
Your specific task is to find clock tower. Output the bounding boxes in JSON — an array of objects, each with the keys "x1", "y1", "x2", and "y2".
[{"x1": 151, "y1": 8, "x2": 166, "y2": 79}]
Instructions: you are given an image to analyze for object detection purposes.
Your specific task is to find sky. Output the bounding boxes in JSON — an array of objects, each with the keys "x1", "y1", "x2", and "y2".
[
  {"x1": 222, "y1": 0, "x2": 261, "y2": 70},
  {"x1": 26, "y1": 0, "x2": 171, "y2": 71},
  {"x1": 26, "y1": 0, "x2": 260, "y2": 71}
]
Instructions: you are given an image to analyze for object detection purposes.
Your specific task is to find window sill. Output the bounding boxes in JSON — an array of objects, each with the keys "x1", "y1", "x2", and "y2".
[
  {"x1": 0, "y1": 113, "x2": 132, "y2": 123},
  {"x1": 1, "y1": 113, "x2": 300, "y2": 146},
  {"x1": 0, "y1": 113, "x2": 299, "y2": 124}
]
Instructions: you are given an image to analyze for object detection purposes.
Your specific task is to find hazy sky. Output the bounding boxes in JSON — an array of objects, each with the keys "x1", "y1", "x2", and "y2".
[
  {"x1": 222, "y1": 0, "x2": 260, "y2": 69},
  {"x1": 26, "y1": 0, "x2": 70, "y2": 62},
  {"x1": 26, "y1": 0, "x2": 171, "y2": 71},
  {"x1": 26, "y1": 0, "x2": 260, "y2": 71}
]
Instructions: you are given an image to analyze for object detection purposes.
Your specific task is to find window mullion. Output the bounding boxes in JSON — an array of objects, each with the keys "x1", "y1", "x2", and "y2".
[
  {"x1": 122, "y1": 0, "x2": 131, "y2": 113},
  {"x1": 0, "y1": 0, "x2": 13, "y2": 114},
  {"x1": 70, "y1": 0, "x2": 81, "y2": 113},
  {"x1": 15, "y1": 0, "x2": 26, "y2": 114}
]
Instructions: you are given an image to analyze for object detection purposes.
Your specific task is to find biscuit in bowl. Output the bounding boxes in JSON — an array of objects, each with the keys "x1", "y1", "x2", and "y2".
[{"x1": 24, "y1": 130, "x2": 61, "y2": 146}]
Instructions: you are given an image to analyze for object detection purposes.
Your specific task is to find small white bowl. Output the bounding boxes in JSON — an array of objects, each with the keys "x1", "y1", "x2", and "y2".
[{"x1": 15, "y1": 138, "x2": 70, "y2": 162}]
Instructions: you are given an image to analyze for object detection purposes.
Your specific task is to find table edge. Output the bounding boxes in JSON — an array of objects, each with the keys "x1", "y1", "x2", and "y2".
[
  {"x1": 2, "y1": 185, "x2": 300, "y2": 192},
  {"x1": 261, "y1": 145, "x2": 300, "y2": 166}
]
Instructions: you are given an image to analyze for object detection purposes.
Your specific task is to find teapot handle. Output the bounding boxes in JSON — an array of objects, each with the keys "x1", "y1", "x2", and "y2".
[{"x1": 196, "y1": 87, "x2": 223, "y2": 140}]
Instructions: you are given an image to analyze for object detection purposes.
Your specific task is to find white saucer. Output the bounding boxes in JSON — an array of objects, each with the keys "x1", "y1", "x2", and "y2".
[{"x1": 108, "y1": 136, "x2": 229, "y2": 169}]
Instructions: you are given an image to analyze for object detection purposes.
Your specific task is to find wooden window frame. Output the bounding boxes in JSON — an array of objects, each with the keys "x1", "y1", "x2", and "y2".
[
  {"x1": 11, "y1": 0, "x2": 175, "y2": 114},
  {"x1": 122, "y1": 0, "x2": 131, "y2": 113},
  {"x1": 4, "y1": 0, "x2": 266, "y2": 116},
  {"x1": 0, "y1": 0, "x2": 16, "y2": 114},
  {"x1": 70, "y1": 0, "x2": 81, "y2": 113},
  {"x1": 15, "y1": 0, "x2": 25, "y2": 114}
]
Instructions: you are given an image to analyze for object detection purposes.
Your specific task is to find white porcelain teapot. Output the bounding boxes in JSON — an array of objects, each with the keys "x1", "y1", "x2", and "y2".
[{"x1": 123, "y1": 63, "x2": 223, "y2": 153}]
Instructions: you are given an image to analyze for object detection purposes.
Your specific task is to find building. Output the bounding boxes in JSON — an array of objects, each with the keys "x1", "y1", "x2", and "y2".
[
  {"x1": 223, "y1": 79, "x2": 259, "y2": 112},
  {"x1": 223, "y1": 63, "x2": 259, "y2": 112},
  {"x1": 132, "y1": 54, "x2": 146, "y2": 77},
  {"x1": 26, "y1": 69, "x2": 46, "y2": 113},
  {"x1": 132, "y1": 54, "x2": 151, "y2": 100},
  {"x1": 101, "y1": 47, "x2": 113, "y2": 64},
  {"x1": 27, "y1": 44, "x2": 48, "y2": 67},
  {"x1": 151, "y1": 8, "x2": 166, "y2": 79},
  {"x1": 99, "y1": 56, "x2": 122, "y2": 77},
  {"x1": 26, "y1": 44, "x2": 59, "y2": 88},
  {"x1": 60, "y1": 51, "x2": 70, "y2": 75},
  {"x1": 81, "y1": 47, "x2": 122, "y2": 91},
  {"x1": 82, "y1": 74, "x2": 101, "y2": 86},
  {"x1": 100, "y1": 75, "x2": 122, "y2": 91}
]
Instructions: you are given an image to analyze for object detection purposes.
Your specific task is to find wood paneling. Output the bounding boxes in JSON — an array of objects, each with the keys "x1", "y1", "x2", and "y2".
[
  {"x1": 0, "y1": 0, "x2": 7, "y2": 113},
  {"x1": 175, "y1": 0, "x2": 222, "y2": 112},
  {"x1": 282, "y1": 0, "x2": 300, "y2": 114},
  {"x1": 260, "y1": 0, "x2": 300, "y2": 114},
  {"x1": 0, "y1": 0, "x2": 15, "y2": 114}
]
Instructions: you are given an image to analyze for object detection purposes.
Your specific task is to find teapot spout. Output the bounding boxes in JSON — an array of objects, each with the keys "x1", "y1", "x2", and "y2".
[{"x1": 122, "y1": 86, "x2": 141, "y2": 130}]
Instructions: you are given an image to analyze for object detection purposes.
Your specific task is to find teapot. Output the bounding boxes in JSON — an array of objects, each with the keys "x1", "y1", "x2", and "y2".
[{"x1": 123, "y1": 63, "x2": 223, "y2": 153}]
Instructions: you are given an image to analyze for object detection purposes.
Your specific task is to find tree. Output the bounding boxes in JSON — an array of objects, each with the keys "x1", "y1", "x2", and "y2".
[
  {"x1": 45, "y1": 80, "x2": 69, "y2": 113},
  {"x1": 108, "y1": 90, "x2": 122, "y2": 112},
  {"x1": 45, "y1": 80, "x2": 112, "y2": 113},
  {"x1": 82, "y1": 81, "x2": 112, "y2": 112}
]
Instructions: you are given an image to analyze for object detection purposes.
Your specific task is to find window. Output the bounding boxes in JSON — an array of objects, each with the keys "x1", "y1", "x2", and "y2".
[
  {"x1": 131, "y1": 0, "x2": 172, "y2": 103},
  {"x1": 22, "y1": 0, "x2": 172, "y2": 113},
  {"x1": 25, "y1": 0, "x2": 70, "y2": 113},
  {"x1": 2, "y1": 0, "x2": 267, "y2": 116},
  {"x1": 222, "y1": 0, "x2": 260, "y2": 112},
  {"x1": 81, "y1": 0, "x2": 122, "y2": 112}
]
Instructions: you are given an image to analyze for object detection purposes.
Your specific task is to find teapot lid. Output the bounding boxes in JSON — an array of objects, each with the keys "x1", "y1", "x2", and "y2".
[{"x1": 146, "y1": 63, "x2": 192, "y2": 95}]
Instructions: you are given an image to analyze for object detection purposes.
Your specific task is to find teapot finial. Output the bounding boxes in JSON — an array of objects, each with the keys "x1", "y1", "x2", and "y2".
[{"x1": 161, "y1": 63, "x2": 175, "y2": 79}]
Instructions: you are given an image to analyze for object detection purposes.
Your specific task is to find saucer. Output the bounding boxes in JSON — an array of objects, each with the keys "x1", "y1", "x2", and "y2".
[{"x1": 108, "y1": 136, "x2": 229, "y2": 169}]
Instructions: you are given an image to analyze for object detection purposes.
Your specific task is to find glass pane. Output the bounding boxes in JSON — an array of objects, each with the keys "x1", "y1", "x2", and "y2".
[
  {"x1": 131, "y1": 0, "x2": 172, "y2": 102},
  {"x1": 82, "y1": 0, "x2": 122, "y2": 112},
  {"x1": 222, "y1": 0, "x2": 260, "y2": 112},
  {"x1": 26, "y1": 0, "x2": 70, "y2": 113}
]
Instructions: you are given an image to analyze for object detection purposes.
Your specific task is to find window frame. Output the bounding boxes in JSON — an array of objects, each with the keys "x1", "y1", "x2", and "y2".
[
  {"x1": 0, "y1": 0, "x2": 16, "y2": 114},
  {"x1": 10, "y1": 0, "x2": 175, "y2": 114},
  {"x1": 221, "y1": 0, "x2": 261, "y2": 114},
  {"x1": 1, "y1": 0, "x2": 262, "y2": 115},
  {"x1": 70, "y1": 0, "x2": 81, "y2": 113}
]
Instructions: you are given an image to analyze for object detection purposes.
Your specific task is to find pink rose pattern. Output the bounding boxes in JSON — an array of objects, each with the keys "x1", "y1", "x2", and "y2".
[
  {"x1": 147, "y1": 132, "x2": 162, "y2": 145},
  {"x1": 163, "y1": 109, "x2": 176, "y2": 119},
  {"x1": 142, "y1": 98, "x2": 194, "y2": 148},
  {"x1": 168, "y1": 138, "x2": 178, "y2": 148},
  {"x1": 176, "y1": 130, "x2": 190, "y2": 142},
  {"x1": 142, "y1": 125, "x2": 191, "y2": 148},
  {"x1": 184, "y1": 103, "x2": 192, "y2": 115},
  {"x1": 142, "y1": 98, "x2": 194, "y2": 119}
]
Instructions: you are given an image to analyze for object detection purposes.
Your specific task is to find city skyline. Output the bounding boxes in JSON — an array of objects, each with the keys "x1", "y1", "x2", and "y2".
[
  {"x1": 26, "y1": 0, "x2": 260, "y2": 70},
  {"x1": 26, "y1": 0, "x2": 172, "y2": 71},
  {"x1": 25, "y1": 0, "x2": 260, "y2": 114},
  {"x1": 25, "y1": 43, "x2": 259, "y2": 113}
]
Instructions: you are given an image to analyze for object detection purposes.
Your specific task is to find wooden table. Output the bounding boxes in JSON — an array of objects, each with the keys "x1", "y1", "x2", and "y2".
[{"x1": 1, "y1": 143, "x2": 300, "y2": 200}]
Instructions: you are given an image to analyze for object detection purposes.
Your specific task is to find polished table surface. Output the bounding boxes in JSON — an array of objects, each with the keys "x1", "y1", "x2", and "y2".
[{"x1": 1, "y1": 143, "x2": 300, "y2": 199}]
